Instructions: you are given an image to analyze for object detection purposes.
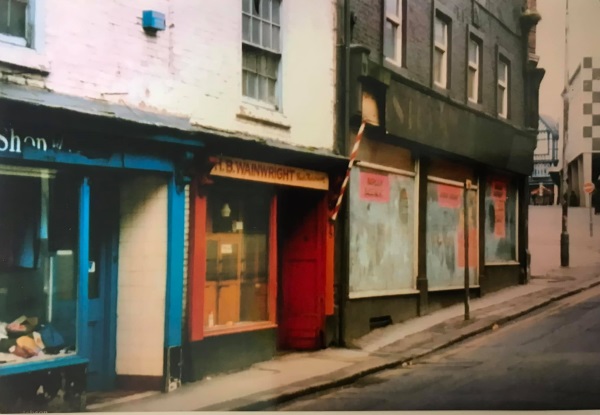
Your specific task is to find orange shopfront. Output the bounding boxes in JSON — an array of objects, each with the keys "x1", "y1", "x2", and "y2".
[{"x1": 184, "y1": 156, "x2": 335, "y2": 380}]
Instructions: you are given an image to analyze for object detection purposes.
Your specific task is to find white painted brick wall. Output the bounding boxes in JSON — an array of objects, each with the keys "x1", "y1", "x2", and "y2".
[
  {"x1": 0, "y1": 0, "x2": 337, "y2": 150},
  {"x1": 116, "y1": 175, "x2": 168, "y2": 377}
]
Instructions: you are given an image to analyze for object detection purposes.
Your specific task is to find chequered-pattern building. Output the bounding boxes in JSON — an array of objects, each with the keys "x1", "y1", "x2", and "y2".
[{"x1": 565, "y1": 56, "x2": 600, "y2": 207}]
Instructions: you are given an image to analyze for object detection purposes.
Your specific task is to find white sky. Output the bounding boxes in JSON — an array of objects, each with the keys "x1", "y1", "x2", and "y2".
[{"x1": 537, "y1": 0, "x2": 600, "y2": 124}]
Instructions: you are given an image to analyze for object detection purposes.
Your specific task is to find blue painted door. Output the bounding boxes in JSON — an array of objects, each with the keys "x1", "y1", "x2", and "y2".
[{"x1": 87, "y1": 180, "x2": 118, "y2": 391}]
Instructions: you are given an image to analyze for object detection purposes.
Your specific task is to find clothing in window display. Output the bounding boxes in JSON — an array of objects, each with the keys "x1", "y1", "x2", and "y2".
[
  {"x1": 0, "y1": 315, "x2": 68, "y2": 363},
  {"x1": 0, "y1": 168, "x2": 79, "y2": 364}
]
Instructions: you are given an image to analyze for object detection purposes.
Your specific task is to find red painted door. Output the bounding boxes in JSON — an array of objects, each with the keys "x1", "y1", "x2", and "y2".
[{"x1": 280, "y1": 190, "x2": 325, "y2": 350}]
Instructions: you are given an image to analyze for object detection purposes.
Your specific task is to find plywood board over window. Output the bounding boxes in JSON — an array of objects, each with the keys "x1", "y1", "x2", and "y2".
[
  {"x1": 356, "y1": 136, "x2": 414, "y2": 172},
  {"x1": 426, "y1": 179, "x2": 479, "y2": 290},
  {"x1": 428, "y1": 157, "x2": 476, "y2": 183},
  {"x1": 349, "y1": 166, "x2": 417, "y2": 298}
]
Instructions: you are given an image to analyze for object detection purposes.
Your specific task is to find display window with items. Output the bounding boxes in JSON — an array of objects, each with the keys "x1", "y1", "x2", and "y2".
[
  {"x1": 0, "y1": 166, "x2": 79, "y2": 365},
  {"x1": 204, "y1": 183, "x2": 275, "y2": 332}
]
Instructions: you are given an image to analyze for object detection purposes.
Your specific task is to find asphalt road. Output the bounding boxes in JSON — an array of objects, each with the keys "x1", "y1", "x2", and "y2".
[{"x1": 277, "y1": 284, "x2": 600, "y2": 411}]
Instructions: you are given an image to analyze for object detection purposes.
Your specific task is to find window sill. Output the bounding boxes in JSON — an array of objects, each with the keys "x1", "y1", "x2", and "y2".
[
  {"x1": 237, "y1": 101, "x2": 291, "y2": 130},
  {"x1": 0, "y1": 41, "x2": 50, "y2": 75},
  {"x1": 485, "y1": 261, "x2": 519, "y2": 266},
  {"x1": 203, "y1": 321, "x2": 277, "y2": 338},
  {"x1": 0, "y1": 354, "x2": 87, "y2": 376}
]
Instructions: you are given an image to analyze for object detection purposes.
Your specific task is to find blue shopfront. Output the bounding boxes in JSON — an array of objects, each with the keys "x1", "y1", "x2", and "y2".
[{"x1": 0, "y1": 95, "x2": 199, "y2": 412}]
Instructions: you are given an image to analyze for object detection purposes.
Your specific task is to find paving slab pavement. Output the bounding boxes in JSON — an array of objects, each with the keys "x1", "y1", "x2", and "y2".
[{"x1": 91, "y1": 261, "x2": 600, "y2": 412}]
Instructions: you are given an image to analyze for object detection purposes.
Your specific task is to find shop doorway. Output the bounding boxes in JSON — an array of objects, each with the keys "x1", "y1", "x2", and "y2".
[
  {"x1": 86, "y1": 178, "x2": 119, "y2": 391},
  {"x1": 278, "y1": 189, "x2": 326, "y2": 350}
]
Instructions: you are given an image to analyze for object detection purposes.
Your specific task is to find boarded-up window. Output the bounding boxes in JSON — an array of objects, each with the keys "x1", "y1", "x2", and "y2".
[
  {"x1": 349, "y1": 167, "x2": 416, "y2": 297},
  {"x1": 426, "y1": 180, "x2": 478, "y2": 289},
  {"x1": 484, "y1": 177, "x2": 517, "y2": 263}
]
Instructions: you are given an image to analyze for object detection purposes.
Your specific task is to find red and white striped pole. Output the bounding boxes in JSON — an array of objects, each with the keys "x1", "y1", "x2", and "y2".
[{"x1": 330, "y1": 122, "x2": 366, "y2": 222}]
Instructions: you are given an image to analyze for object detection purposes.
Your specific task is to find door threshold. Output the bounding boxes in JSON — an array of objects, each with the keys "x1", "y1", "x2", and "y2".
[{"x1": 86, "y1": 390, "x2": 159, "y2": 410}]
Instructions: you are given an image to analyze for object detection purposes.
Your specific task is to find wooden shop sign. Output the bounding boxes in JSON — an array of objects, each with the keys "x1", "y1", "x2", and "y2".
[{"x1": 210, "y1": 156, "x2": 329, "y2": 190}]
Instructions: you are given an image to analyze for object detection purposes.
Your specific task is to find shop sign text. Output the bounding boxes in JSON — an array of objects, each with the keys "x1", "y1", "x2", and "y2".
[
  {"x1": 210, "y1": 156, "x2": 329, "y2": 190},
  {"x1": 0, "y1": 129, "x2": 63, "y2": 154}
]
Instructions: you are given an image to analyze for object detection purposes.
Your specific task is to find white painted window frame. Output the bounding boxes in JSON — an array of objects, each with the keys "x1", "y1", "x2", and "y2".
[
  {"x1": 0, "y1": 0, "x2": 32, "y2": 48},
  {"x1": 498, "y1": 57, "x2": 509, "y2": 118},
  {"x1": 433, "y1": 16, "x2": 448, "y2": 89},
  {"x1": 0, "y1": 0, "x2": 48, "y2": 73},
  {"x1": 468, "y1": 37, "x2": 480, "y2": 103},
  {"x1": 384, "y1": 0, "x2": 403, "y2": 65},
  {"x1": 241, "y1": 0, "x2": 282, "y2": 110}
]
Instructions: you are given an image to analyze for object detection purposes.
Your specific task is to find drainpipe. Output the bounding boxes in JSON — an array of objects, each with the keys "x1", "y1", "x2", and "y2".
[{"x1": 337, "y1": 0, "x2": 351, "y2": 347}]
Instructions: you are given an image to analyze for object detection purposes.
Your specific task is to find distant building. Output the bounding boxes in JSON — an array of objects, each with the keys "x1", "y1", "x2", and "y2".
[
  {"x1": 564, "y1": 57, "x2": 600, "y2": 207},
  {"x1": 530, "y1": 115, "x2": 559, "y2": 205}
]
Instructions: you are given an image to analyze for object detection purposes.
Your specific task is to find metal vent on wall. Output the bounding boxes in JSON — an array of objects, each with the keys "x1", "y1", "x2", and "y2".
[{"x1": 369, "y1": 315, "x2": 393, "y2": 331}]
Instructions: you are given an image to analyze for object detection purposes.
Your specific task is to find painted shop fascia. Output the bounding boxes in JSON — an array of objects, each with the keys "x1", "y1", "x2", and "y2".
[
  {"x1": 0, "y1": 97, "x2": 202, "y2": 412},
  {"x1": 183, "y1": 149, "x2": 341, "y2": 381}
]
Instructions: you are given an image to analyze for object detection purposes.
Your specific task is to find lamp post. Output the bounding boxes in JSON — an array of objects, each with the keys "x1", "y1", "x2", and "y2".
[{"x1": 560, "y1": 0, "x2": 570, "y2": 267}]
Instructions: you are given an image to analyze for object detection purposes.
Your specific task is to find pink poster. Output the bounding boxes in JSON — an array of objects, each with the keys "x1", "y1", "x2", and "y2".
[
  {"x1": 494, "y1": 199, "x2": 506, "y2": 238},
  {"x1": 491, "y1": 180, "x2": 507, "y2": 201},
  {"x1": 437, "y1": 184, "x2": 462, "y2": 209},
  {"x1": 359, "y1": 172, "x2": 390, "y2": 203}
]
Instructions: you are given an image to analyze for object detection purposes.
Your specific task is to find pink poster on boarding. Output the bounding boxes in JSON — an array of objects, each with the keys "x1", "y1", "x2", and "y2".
[
  {"x1": 437, "y1": 184, "x2": 462, "y2": 209},
  {"x1": 359, "y1": 171, "x2": 390, "y2": 203}
]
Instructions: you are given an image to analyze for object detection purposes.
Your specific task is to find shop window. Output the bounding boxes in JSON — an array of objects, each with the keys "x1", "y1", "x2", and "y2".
[
  {"x1": 204, "y1": 185, "x2": 271, "y2": 330},
  {"x1": 0, "y1": 166, "x2": 78, "y2": 364}
]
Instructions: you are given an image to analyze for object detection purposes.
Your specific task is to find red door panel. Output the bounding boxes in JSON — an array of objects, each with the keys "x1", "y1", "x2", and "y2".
[{"x1": 280, "y1": 191, "x2": 325, "y2": 350}]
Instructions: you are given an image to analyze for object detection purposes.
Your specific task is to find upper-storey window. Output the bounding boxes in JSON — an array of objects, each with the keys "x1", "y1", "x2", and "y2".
[
  {"x1": 0, "y1": 0, "x2": 30, "y2": 47},
  {"x1": 497, "y1": 56, "x2": 509, "y2": 118},
  {"x1": 383, "y1": 0, "x2": 403, "y2": 65},
  {"x1": 433, "y1": 14, "x2": 449, "y2": 89},
  {"x1": 242, "y1": 0, "x2": 281, "y2": 108},
  {"x1": 468, "y1": 36, "x2": 482, "y2": 103}
]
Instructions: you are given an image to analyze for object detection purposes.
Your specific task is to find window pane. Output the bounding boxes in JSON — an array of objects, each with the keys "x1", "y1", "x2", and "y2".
[
  {"x1": 252, "y1": 17, "x2": 261, "y2": 44},
  {"x1": 242, "y1": 14, "x2": 251, "y2": 42},
  {"x1": 498, "y1": 85, "x2": 505, "y2": 115},
  {"x1": 0, "y1": 0, "x2": 9, "y2": 34},
  {"x1": 260, "y1": 0, "x2": 271, "y2": 20},
  {"x1": 433, "y1": 49, "x2": 442, "y2": 84},
  {"x1": 469, "y1": 39, "x2": 478, "y2": 65},
  {"x1": 265, "y1": 54, "x2": 279, "y2": 78},
  {"x1": 468, "y1": 67, "x2": 477, "y2": 100},
  {"x1": 498, "y1": 60, "x2": 507, "y2": 83},
  {"x1": 434, "y1": 17, "x2": 445, "y2": 46},
  {"x1": 385, "y1": 0, "x2": 398, "y2": 16},
  {"x1": 267, "y1": 79, "x2": 277, "y2": 104},
  {"x1": 271, "y1": 0, "x2": 280, "y2": 24},
  {"x1": 242, "y1": 48, "x2": 256, "y2": 71},
  {"x1": 261, "y1": 22, "x2": 271, "y2": 49},
  {"x1": 384, "y1": 21, "x2": 396, "y2": 60},
  {"x1": 258, "y1": 76, "x2": 268, "y2": 101},
  {"x1": 242, "y1": 70, "x2": 249, "y2": 96},
  {"x1": 248, "y1": 72, "x2": 258, "y2": 98},
  {"x1": 3, "y1": 0, "x2": 27, "y2": 38},
  {"x1": 242, "y1": 0, "x2": 251, "y2": 13},
  {"x1": 272, "y1": 25, "x2": 280, "y2": 51}
]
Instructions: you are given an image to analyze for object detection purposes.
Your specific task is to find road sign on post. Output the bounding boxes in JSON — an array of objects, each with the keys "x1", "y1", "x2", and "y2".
[{"x1": 584, "y1": 182, "x2": 595, "y2": 237}]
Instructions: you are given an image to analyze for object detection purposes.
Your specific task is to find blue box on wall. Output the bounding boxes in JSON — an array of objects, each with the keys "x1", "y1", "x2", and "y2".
[{"x1": 143, "y1": 10, "x2": 166, "y2": 32}]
